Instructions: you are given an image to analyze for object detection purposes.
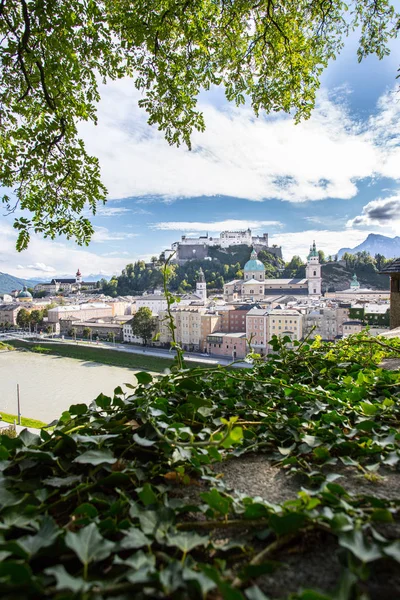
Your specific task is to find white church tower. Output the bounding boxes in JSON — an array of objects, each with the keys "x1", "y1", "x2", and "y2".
[
  {"x1": 306, "y1": 241, "x2": 322, "y2": 297},
  {"x1": 196, "y1": 268, "x2": 207, "y2": 303}
]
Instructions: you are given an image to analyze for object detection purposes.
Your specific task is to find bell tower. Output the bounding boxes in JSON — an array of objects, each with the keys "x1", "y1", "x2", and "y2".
[
  {"x1": 196, "y1": 268, "x2": 207, "y2": 303},
  {"x1": 306, "y1": 241, "x2": 322, "y2": 297}
]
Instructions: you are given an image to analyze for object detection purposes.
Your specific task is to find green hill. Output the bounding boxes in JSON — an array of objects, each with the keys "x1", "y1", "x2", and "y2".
[
  {"x1": 0, "y1": 272, "x2": 39, "y2": 294},
  {"x1": 322, "y1": 261, "x2": 390, "y2": 291}
]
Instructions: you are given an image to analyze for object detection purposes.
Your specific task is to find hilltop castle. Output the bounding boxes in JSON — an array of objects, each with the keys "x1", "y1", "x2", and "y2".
[{"x1": 164, "y1": 228, "x2": 282, "y2": 263}]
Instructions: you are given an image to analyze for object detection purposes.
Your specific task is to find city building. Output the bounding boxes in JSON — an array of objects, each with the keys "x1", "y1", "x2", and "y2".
[
  {"x1": 17, "y1": 286, "x2": 33, "y2": 302},
  {"x1": 224, "y1": 243, "x2": 322, "y2": 301},
  {"x1": 342, "y1": 320, "x2": 364, "y2": 337},
  {"x1": 34, "y1": 269, "x2": 99, "y2": 295},
  {"x1": 379, "y1": 258, "x2": 400, "y2": 329},
  {"x1": 304, "y1": 307, "x2": 337, "y2": 340},
  {"x1": 158, "y1": 306, "x2": 221, "y2": 352},
  {"x1": 47, "y1": 303, "x2": 113, "y2": 325},
  {"x1": 206, "y1": 332, "x2": 247, "y2": 359},
  {"x1": 0, "y1": 304, "x2": 22, "y2": 326},
  {"x1": 267, "y1": 309, "x2": 303, "y2": 345}
]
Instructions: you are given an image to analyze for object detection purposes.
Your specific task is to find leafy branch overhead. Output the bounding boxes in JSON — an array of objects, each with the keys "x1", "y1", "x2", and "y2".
[{"x1": 1, "y1": 0, "x2": 399, "y2": 249}]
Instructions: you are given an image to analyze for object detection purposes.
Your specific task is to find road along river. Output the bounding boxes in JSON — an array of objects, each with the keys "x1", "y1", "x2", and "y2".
[{"x1": 0, "y1": 351, "x2": 141, "y2": 423}]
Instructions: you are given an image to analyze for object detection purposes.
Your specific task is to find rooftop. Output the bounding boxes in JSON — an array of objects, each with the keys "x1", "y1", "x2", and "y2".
[{"x1": 379, "y1": 258, "x2": 400, "y2": 274}]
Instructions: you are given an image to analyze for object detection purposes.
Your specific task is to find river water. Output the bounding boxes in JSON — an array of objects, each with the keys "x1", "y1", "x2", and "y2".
[{"x1": 0, "y1": 351, "x2": 139, "y2": 424}]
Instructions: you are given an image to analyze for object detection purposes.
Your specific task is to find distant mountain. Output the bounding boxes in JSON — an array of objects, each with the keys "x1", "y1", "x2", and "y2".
[
  {"x1": 338, "y1": 234, "x2": 400, "y2": 259},
  {"x1": 0, "y1": 272, "x2": 40, "y2": 295}
]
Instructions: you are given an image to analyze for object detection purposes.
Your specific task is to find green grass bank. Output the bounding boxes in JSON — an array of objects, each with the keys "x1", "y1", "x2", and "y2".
[
  {"x1": 6, "y1": 339, "x2": 205, "y2": 372},
  {"x1": 0, "y1": 411, "x2": 47, "y2": 429}
]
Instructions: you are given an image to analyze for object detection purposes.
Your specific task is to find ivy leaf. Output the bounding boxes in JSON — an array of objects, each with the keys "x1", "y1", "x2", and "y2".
[
  {"x1": 17, "y1": 516, "x2": 59, "y2": 557},
  {"x1": 167, "y1": 531, "x2": 208, "y2": 553},
  {"x1": 339, "y1": 529, "x2": 382, "y2": 562},
  {"x1": 45, "y1": 565, "x2": 90, "y2": 592},
  {"x1": 119, "y1": 528, "x2": 151, "y2": 550},
  {"x1": 69, "y1": 404, "x2": 88, "y2": 415},
  {"x1": 133, "y1": 433, "x2": 156, "y2": 447},
  {"x1": 65, "y1": 523, "x2": 115, "y2": 567},
  {"x1": 200, "y1": 488, "x2": 232, "y2": 516},
  {"x1": 138, "y1": 483, "x2": 158, "y2": 506},
  {"x1": 245, "y1": 585, "x2": 272, "y2": 600},
  {"x1": 135, "y1": 372, "x2": 153, "y2": 385},
  {"x1": 269, "y1": 513, "x2": 307, "y2": 536},
  {"x1": 43, "y1": 475, "x2": 82, "y2": 488},
  {"x1": 18, "y1": 429, "x2": 41, "y2": 447},
  {"x1": 73, "y1": 449, "x2": 116, "y2": 465},
  {"x1": 383, "y1": 541, "x2": 400, "y2": 563}
]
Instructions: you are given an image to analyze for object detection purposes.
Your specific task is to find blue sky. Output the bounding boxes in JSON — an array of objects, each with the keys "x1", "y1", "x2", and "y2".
[{"x1": 1, "y1": 29, "x2": 400, "y2": 280}]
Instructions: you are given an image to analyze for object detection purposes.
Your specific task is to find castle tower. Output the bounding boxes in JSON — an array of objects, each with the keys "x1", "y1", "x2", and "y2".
[
  {"x1": 76, "y1": 268, "x2": 82, "y2": 284},
  {"x1": 196, "y1": 268, "x2": 207, "y2": 303},
  {"x1": 306, "y1": 241, "x2": 322, "y2": 297}
]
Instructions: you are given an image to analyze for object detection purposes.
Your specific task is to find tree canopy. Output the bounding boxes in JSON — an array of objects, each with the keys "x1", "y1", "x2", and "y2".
[{"x1": 1, "y1": 0, "x2": 398, "y2": 250}]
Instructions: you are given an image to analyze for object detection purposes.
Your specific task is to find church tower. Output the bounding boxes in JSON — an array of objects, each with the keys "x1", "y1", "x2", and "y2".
[
  {"x1": 76, "y1": 268, "x2": 82, "y2": 284},
  {"x1": 306, "y1": 241, "x2": 322, "y2": 297},
  {"x1": 196, "y1": 268, "x2": 207, "y2": 303}
]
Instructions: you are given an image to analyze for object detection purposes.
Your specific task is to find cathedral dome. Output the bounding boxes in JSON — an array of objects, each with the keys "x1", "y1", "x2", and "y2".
[
  {"x1": 244, "y1": 250, "x2": 265, "y2": 272},
  {"x1": 17, "y1": 286, "x2": 32, "y2": 299}
]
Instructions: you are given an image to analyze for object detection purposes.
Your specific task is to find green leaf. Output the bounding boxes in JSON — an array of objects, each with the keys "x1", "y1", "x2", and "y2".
[
  {"x1": 44, "y1": 475, "x2": 82, "y2": 488},
  {"x1": 18, "y1": 429, "x2": 41, "y2": 447},
  {"x1": 167, "y1": 531, "x2": 208, "y2": 553},
  {"x1": 339, "y1": 529, "x2": 382, "y2": 562},
  {"x1": 245, "y1": 586, "x2": 272, "y2": 600},
  {"x1": 17, "y1": 516, "x2": 59, "y2": 557},
  {"x1": 135, "y1": 372, "x2": 153, "y2": 385},
  {"x1": 45, "y1": 565, "x2": 90, "y2": 592},
  {"x1": 0, "y1": 561, "x2": 33, "y2": 584},
  {"x1": 138, "y1": 483, "x2": 158, "y2": 506},
  {"x1": 359, "y1": 402, "x2": 379, "y2": 416},
  {"x1": 383, "y1": 540, "x2": 400, "y2": 563},
  {"x1": 269, "y1": 512, "x2": 307, "y2": 536},
  {"x1": 73, "y1": 449, "x2": 116, "y2": 465},
  {"x1": 119, "y1": 528, "x2": 151, "y2": 550},
  {"x1": 200, "y1": 488, "x2": 232, "y2": 516},
  {"x1": 133, "y1": 433, "x2": 156, "y2": 447},
  {"x1": 371, "y1": 508, "x2": 393, "y2": 523},
  {"x1": 65, "y1": 522, "x2": 114, "y2": 567},
  {"x1": 94, "y1": 393, "x2": 111, "y2": 409},
  {"x1": 73, "y1": 503, "x2": 98, "y2": 519},
  {"x1": 69, "y1": 403, "x2": 88, "y2": 415},
  {"x1": 239, "y1": 562, "x2": 277, "y2": 581}
]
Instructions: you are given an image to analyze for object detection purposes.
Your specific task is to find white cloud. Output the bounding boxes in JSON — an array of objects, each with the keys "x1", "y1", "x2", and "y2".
[
  {"x1": 78, "y1": 80, "x2": 400, "y2": 204},
  {"x1": 92, "y1": 226, "x2": 140, "y2": 242},
  {"x1": 96, "y1": 207, "x2": 132, "y2": 216},
  {"x1": 346, "y1": 194, "x2": 400, "y2": 231},
  {"x1": 18, "y1": 263, "x2": 56, "y2": 273},
  {"x1": 269, "y1": 229, "x2": 369, "y2": 260},
  {"x1": 151, "y1": 219, "x2": 281, "y2": 231},
  {"x1": 0, "y1": 221, "x2": 134, "y2": 280}
]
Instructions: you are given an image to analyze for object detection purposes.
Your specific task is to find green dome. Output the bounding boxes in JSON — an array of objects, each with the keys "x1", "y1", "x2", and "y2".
[
  {"x1": 18, "y1": 286, "x2": 32, "y2": 298},
  {"x1": 307, "y1": 240, "x2": 318, "y2": 260},
  {"x1": 244, "y1": 249, "x2": 265, "y2": 272}
]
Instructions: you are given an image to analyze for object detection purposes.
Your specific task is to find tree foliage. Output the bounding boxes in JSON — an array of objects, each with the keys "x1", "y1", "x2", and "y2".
[
  {"x1": 130, "y1": 306, "x2": 157, "y2": 345},
  {"x1": 1, "y1": 0, "x2": 399, "y2": 249}
]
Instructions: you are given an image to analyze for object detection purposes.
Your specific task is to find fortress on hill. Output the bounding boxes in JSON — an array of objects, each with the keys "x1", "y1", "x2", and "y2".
[{"x1": 165, "y1": 228, "x2": 282, "y2": 263}]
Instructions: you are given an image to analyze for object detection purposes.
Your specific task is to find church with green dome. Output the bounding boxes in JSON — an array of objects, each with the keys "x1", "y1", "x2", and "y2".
[
  {"x1": 17, "y1": 286, "x2": 33, "y2": 302},
  {"x1": 224, "y1": 243, "x2": 323, "y2": 302}
]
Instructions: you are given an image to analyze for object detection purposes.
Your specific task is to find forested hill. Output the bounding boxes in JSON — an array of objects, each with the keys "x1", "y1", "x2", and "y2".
[
  {"x1": 0, "y1": 272, "x2": 39, "y2": 294},
  {"x1": 101, "y1": 248, "x2": 392, "y2": 296},
  {"x1": 103, "y1": 245, "x2": 285, "y2": 296}
]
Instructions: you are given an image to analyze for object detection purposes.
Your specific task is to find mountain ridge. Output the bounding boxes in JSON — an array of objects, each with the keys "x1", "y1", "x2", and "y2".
[{"x1": 338, "y1": 233, "x2": 400, "y2": 259}]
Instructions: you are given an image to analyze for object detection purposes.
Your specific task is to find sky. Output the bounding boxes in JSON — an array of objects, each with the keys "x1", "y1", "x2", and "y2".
[{"x1": 1, "y1": 27, "x2": 400, "y2": 280}]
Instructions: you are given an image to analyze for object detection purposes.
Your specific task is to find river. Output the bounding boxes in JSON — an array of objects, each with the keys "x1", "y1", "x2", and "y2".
[{"x1": 0, "y1": 351, "x2": 140, "y2": 423}]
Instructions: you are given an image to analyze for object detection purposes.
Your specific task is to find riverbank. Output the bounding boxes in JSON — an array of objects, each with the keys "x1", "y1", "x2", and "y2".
[
  {"x1": 7, "y1": 340, "x2": 205, "y2": 372},
  {"x1": 0, "y1": 411, "x2": 47, "y2": 429}
]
